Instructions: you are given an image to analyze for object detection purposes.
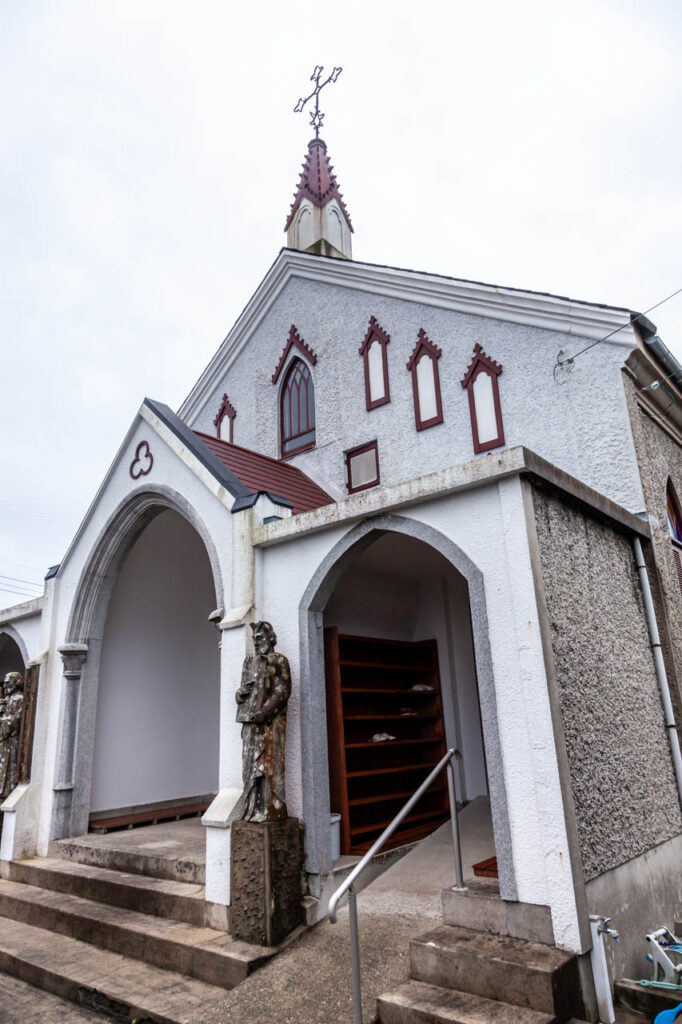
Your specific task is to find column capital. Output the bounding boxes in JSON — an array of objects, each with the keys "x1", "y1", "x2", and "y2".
[{"x1": 58, "y1": 643, "x2": 88, "y2": 676}]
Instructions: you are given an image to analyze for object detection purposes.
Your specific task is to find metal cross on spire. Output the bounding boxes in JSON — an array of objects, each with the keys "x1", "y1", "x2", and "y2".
[{"x1": 294, "y1": 65, "x2": 343, "y2": 138}]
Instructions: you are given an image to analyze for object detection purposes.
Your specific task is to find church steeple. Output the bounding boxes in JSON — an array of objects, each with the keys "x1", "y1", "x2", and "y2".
[{"x1": 285, "y1": 137, "x2": 353, "y2": 260}]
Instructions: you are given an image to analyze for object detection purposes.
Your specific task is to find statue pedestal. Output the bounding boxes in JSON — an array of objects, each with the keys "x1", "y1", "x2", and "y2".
[{"x1": 229, "y1": 818, "x2": 303, "y2": 946}]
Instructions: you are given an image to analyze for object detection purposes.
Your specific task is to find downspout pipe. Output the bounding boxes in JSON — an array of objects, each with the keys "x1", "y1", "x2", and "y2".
[{"x1": 632, "y1": 536, "x2": 682, "y2": 806}]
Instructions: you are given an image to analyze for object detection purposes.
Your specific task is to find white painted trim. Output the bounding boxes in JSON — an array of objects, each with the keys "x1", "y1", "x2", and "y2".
[
  {"x1": 0, "y1": 597, "x2": 44, "y2": 625},
  {"x1": 179, "y1": 249, "x2": 637, "y2": 422},
  {"x1": 253, "y1": 445, "x2": 648, "y2": 550}
]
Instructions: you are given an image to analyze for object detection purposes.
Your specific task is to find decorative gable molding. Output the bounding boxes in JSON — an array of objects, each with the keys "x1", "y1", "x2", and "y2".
[
  {"x1": 461, "y1": 344, "x2": 505, "y2": 453},
  {"x1": 407, "y1": 329, "x2": 443, "y2": 431},
  {"x1": 179, "y1": 249, "x2": 637, "y2": 424},
  {"x1": 272, "y1": 324, "x2": 318, "y2": 385},
  {"x1": 359, "y1": 316, "x2": 391, "y2": 410}
]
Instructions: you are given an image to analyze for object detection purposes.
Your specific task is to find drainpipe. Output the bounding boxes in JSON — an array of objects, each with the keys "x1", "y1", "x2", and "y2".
[{"x1": 632, "y1": 537, "x2": 682, "y2": 805}]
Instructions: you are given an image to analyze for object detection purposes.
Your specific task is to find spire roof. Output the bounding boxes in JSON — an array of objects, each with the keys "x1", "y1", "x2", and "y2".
[{"x1": 285, "y1": 138, "x2": 353, "y2": 232}]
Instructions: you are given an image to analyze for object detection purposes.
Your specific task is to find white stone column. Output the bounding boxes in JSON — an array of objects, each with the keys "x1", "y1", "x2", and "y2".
[{"x1": 51, "y1": 643, "x2": 88, "y2": 838}]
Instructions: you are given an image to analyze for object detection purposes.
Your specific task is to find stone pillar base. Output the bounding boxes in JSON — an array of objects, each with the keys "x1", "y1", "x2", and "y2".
[{"x1": 230, "y1": 817, "x2": 303, "y2": 946}]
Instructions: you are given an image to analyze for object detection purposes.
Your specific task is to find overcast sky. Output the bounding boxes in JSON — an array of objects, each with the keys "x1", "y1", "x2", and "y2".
[{"x1": 1, "y1": 0, "x2": 681, "y2": 605}]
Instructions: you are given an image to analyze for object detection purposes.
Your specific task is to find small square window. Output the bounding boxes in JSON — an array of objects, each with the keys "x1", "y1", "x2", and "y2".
[{"x1": 346, "y1": 441, "x2": 380, "y2": 494}]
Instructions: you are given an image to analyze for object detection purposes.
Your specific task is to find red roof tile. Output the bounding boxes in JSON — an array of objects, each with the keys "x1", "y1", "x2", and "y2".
[{"x1": 194, "y1": 431, "x2": 334, "y2": 516}]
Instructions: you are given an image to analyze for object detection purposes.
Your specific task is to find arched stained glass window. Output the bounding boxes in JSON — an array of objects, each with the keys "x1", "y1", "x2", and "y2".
[{"x1": 281, "y1": 358, "x2": 316, "y2": 456}]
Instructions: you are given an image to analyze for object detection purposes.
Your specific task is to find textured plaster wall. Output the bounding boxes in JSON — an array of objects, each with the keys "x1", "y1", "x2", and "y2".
[
  {"x1": 623, "y1": 374, "x2": 682, "y2": 723},
  {"x1": 532, "y1": 487, "x2": 682, "y2": 879},
  {"x1": 189, "y1": 275, "x2": 643, "y2": 512}
]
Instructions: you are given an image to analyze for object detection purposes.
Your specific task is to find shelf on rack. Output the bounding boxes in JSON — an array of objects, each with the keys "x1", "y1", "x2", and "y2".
[{"x1": 324, "y1": 629, "x2": 449, "y2": 855}]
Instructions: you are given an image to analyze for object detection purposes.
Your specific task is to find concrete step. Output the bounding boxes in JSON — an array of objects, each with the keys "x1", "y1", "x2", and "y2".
[
  {"x1": 441, "y1": 882, "x2": 554, "y2": 946},
  {"x1": 615, "y1": 977, "x2": 682, "y2": 1019},
  {"x1": 377, "y1": 979, "x2": 558, "y2": 1023},
  {"x1": 51, "y1": 832, "x2": 205, "y2": 885},
  {"x1": 0, "y1": 879, "x2": 273, "y2": 990},
  {"x1": 410, "y1": 925, "x2": 582, "y2": 1018},
  {"x1": 0, "y1": 970, "x2": 109, "y2": 1023},
  {"x1": 0, "y1": 916, "x2": 226, "y2": 1024},
  {"x1": 8, "y1": 857, "x2": 218, "y2": 930}
]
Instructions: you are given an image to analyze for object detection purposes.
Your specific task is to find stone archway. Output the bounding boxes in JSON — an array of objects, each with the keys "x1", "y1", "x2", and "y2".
[
  {"x1": 0, "y1": 630, "x2": 27, "y2": 680},
  {"x1": 298, "y1": 513, "x2": 516, "y2": 901},
  {"x1": 53, "y1": 486, "x2": 224, "y2": 840}
]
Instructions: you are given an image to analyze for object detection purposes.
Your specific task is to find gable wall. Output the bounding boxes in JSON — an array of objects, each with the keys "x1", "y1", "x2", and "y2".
[{"x1": 188, "y1": 275, "x2": 644, "y2": 511}]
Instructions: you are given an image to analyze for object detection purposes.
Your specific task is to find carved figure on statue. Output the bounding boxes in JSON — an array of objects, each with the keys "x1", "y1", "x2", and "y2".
[
  {"x1": 0, "y1": 672, "x2": 24, "y2": 801},
  {"x1": 235, "y1": 621, "x2": 291, "y2": 822}
]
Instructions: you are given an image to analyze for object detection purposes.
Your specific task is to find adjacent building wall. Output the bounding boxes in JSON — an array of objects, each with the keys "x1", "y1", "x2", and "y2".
[
  {"x1": 623, "y1": 372, "x2": 682, "y2": 725},
  {"x1": 532, "y1": 485, "x2": 682, "y2": 881}
]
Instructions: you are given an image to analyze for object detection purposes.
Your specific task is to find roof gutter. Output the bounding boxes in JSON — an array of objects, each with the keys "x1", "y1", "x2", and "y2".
[{"x1": 642, "y1": 334, "x2": 682, "y2": 387}]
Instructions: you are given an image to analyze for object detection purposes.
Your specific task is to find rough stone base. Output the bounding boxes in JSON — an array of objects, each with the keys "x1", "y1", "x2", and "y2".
[{"x1": 230, "y1": 818, "x2": 303, "y2": 946}]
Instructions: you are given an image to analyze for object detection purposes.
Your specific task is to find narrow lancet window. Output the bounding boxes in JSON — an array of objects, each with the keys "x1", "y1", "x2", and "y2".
[
  {"x1": 359, "y1": 317, "x2": 390, "y2": 410},
  {"x1": 214, "y1": 393, "x2": 236, "y2": 443},
  {"x1": 281, "y1": 358, "x2": 316, "y2": 457},
  {"x1": 461, "y1": 344, "x2": 504, "y2": 453},
  {"x1": 407, "y1": 329, "x2": 443, "y2": 431}
]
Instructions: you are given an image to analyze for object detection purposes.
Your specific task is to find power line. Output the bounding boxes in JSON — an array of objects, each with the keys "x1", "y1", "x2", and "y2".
[
  {"x1": 0, "y1": 574, "x2": 42, "y2": 589},
  {"x1": 0, "y1": 585, "x2": 39, "y2": 600},
  {"x1": 554, "y1": 286, "x2": 682, "y2": 384}
]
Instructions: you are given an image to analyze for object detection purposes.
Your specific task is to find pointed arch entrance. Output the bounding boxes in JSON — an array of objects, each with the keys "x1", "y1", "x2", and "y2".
[
  {"x1": 298, "y1": 514, "x2": 516, "y2": 900},
  {"x1": 0, "y1": 630, "x2": 27, "y2": 681},
  {"x1": 54, "y1": 486, "x2": 223, "y2": 840}
]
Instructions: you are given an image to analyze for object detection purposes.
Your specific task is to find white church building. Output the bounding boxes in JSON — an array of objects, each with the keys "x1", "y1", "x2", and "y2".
[{"x1": 2, "y1": 131, "x2": 682, "y2": 1020}]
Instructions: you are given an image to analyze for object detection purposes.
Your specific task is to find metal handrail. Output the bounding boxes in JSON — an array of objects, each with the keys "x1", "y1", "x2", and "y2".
[{"x1": 327, "y1": 747, "x2": 466, "y2": 1023}]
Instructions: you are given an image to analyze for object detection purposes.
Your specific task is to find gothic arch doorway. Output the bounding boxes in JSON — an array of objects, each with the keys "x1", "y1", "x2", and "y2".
[
  {"x1": 89, "y1": 508, "x2": 220, "y2": 821},
  {"x1": 0, "y1": 632, "x2": 26, "y2": 681},
  {"x1": 54, "y1": 490, "x2": 222, "y2": 839},
  {"x1": 298, "y1": 514, "x2": 515, "y2": 900}
]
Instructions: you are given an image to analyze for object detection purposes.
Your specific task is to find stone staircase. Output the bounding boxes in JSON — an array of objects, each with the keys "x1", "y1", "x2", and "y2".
[
  {"x1": 0, "y1": 839, "x2": 277, "y2": 1023},
  {"x1": 377, "y1": 880, "x2": 589, "y2": 1024}
]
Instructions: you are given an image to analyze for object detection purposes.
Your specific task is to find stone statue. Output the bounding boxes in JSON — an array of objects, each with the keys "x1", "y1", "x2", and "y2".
[
  {"x1": 235, "y1": 622, "x2": 291, "y2": 823},
  {"x1": 0, "y1": 672, "x2": 24, "y2": 802}
]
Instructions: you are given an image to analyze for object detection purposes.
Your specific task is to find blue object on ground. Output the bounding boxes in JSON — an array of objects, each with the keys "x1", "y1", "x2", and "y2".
[{"x1": 654, "y1": 1003, "x2": 682, "y2": 1023}]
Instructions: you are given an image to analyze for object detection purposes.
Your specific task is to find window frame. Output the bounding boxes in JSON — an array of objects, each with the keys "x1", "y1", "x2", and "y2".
[
  {"x1": 358, "y1": 316, "x2": 391, "y2": 411},
  {"x1": 213, "y1": 393, "x2": 236, "y2": 443},
  {"x1": 406, "y1": 329, "x2": 444, "y2": 431},
  {"x1": 280, "y1": 357, "x2": 316, "y2": 459},
  {"x1": 460, "y1": 343, "x2": 505, "y2": 453},
  {"x1": 345, "y1": 439, "x2": 380, "y2": 494}
]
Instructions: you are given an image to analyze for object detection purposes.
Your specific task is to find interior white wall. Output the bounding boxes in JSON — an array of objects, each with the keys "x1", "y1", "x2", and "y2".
[
  {"x1": 91, "y1": 509, "x2": 220, "y2": 812},
  {"x1": 322, "y1": 534, "x2": 488, "y2": 805}
]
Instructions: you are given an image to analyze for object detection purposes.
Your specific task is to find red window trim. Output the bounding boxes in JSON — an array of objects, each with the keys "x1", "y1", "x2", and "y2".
[
  {"x1": 460, "y1": 344, "x2": 504, "y2": 454},
  {"x1": 345, "y1": 439, "x2": 380, "y2": 494},
  {"x1": 280, "y1": 357, "x2": 316, "y2": 459},
  {"x1": 358, "y1": 316, "x2": 390, "y2": 411},
  {"x1": 406, "y1": 329, "x2": 444, "y2": 431},
  {"x1": 272, "y1": 324, "x2": 317, "y2": 385},
  {"x1": 213, "y1": 393, "x2": 236, "y2": 443}
]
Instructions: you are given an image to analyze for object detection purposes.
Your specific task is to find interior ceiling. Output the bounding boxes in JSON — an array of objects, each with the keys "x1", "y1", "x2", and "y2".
[{"x1": 348, "y1": 532, "x2": 458, "y2": 581}]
